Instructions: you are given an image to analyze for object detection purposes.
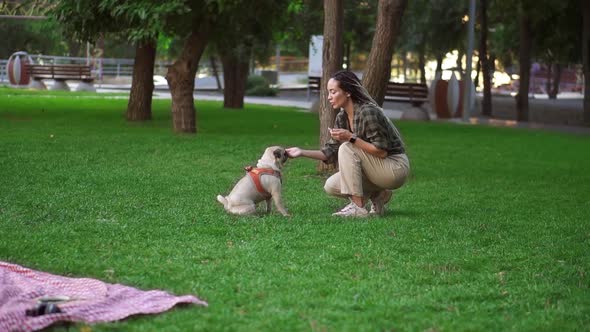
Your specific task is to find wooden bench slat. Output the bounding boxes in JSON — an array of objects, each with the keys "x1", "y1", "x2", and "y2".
[
  {"x1": 386, "y1": 90, "x2": 428, "y2": 96},
  {"x1": 386, "y1": 86, "x2": 428, "y2": 92},
  {"x1": 52, "y1": 72, "x2": 91, "y2": 76},
  {"x1": 50, "y1": 68, "x2": 90, "y2": 71}
]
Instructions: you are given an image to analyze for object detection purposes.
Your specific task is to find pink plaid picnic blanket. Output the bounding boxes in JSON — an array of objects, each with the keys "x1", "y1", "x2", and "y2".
[{"x1": 0, "y1": 261, "x2": 207, "y2": 331}]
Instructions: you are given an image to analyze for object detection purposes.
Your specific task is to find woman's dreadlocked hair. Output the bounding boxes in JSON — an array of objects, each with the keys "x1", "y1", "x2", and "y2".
[
  {"x1": 330, "y1": 70, "x2": 406, "y2": 147},
  {"x1": 331, "y1": 70, "x2": 378, "y2": 107}
]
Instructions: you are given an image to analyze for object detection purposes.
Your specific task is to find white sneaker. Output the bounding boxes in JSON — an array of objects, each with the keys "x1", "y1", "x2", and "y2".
[
  {"x1": 332, "y1": 202, "x2": 369, "y2": 218},
  {"x1": 369, "y1": 190, "x2": 393, "y2": 215}
]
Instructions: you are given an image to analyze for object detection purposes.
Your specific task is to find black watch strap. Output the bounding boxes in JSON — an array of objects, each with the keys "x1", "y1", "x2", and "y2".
[{"x1": 349, "y1": 134, "x2": 357, "y2": 143}]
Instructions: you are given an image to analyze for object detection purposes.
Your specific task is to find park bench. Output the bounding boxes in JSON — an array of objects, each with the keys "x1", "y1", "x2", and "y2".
[
  {"x1": 26, "y1": 64, "x2": 95, "y2": 91},
  {"x1": 308, "y1": 76, "x2": 428, "y2": 107},
  {"x1": 383, "y1": 82, "x2": 428, "y2": 107}
]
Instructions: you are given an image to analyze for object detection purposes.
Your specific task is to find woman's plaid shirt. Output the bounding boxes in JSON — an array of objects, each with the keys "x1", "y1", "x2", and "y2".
[{"x1": 321, "y1": 103, "x2": 406, "y2": 164}]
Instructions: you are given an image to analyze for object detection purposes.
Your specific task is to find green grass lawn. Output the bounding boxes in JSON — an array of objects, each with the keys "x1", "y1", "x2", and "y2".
[{"x1": 0, "y1": 89, "x2": 589, "y2": 331}]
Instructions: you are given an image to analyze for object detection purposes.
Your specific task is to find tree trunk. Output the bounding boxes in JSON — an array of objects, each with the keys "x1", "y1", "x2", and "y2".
[
  {"x1": 456, "y1": 49, "x2": 464, "y2": 80},
  {"x1": 68, "y1": 40, "x2": 83, "y2": 58},
  {"x1": 402, "y1": 52, "x2": 408, "y2": 80},
  {"x1": 318, "y1": 0, "x2": 344, "y2": 173},
  {"x1": 482, "y1": 52, "x2": 493, "y2": 117},
  {"x1": 435, "y1": 54, "x2": 443, "y2": 76},
  {"x1": 548, "y1": 63, "x2": 562, "y2": 99},
  {"x1": 474, "y1": 55, "x2": 481, "y2": 88},
  {"x1": 362, "y1": 0, "x2": 408, "y2": 106},
  {"x1": 584, "y1": 0, "x2": 590, "y2": 126},
  {"x1": 165, "y1": 24, "x2": 209, "y2": 134},
  {"x1": 127, "y1": 40, "x2": 156, "y2": 121},
  {"x1": 210, "y1": 55, "x2": 223, "y2": 92},
  {"x1": 545, "y1": 63, "x2": 553, "y2": 97},
  {"x1": 418, "y1": 45, "x2": 426, "y2": 84},
  {"x1": 345, "y1": 42, "x2": 351, "y2": 70},
  {"x1": 516, "y1": 11, "x2": 532, "y2": 122},
  {"x1": 221, "y1": 54, "x2": 249, "y2": 109},
  {"x1": 480, "y1": 0, "x2": 492, "y2": 117}
]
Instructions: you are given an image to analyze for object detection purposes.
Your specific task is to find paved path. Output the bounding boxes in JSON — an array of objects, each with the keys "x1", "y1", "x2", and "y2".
[
  {"x1": 94, "y1": 81, "x2": 590, "y2": 136},
  {"x1": 152, "y1": 90, "x2": 407, "y2": 119},
  {"x1": 155, "y1": 91, "x2": 313, "y2": 112}
]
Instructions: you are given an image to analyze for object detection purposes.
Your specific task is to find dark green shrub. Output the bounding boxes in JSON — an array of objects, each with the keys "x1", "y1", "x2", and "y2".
[
  {"x1": 246, "y1": 75, "x2": 269, "y2": 90},
  {"x1": 246, "y1": 75, "x2": 278, "y2": 96}
]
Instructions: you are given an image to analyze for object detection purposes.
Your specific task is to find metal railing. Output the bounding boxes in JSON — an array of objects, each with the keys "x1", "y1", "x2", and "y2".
[
  {"x1": 0, "y1": 54, "x2": 308, "y2": 83},
  {"x1": 27, "y1": 55, "x2": 170, "y2": 79},
  {"x1": 0, "y1": 55, "x2": 173, "y2": 82}
]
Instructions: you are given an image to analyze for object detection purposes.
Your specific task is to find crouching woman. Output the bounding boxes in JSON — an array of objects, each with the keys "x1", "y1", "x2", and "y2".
[{"x1": 286, "y1": 70, "x2": 410, "y2": 217}]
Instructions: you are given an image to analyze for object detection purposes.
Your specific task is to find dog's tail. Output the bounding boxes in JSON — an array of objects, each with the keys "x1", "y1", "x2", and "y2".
[{"x1": 216, "y1": 195, "x2": 229, "y2": 208}]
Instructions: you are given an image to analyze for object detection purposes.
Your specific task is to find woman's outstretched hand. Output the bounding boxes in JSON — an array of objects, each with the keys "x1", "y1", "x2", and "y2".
[{"x1": 285, "y1": 147, "x2": 302, "y2": 158}]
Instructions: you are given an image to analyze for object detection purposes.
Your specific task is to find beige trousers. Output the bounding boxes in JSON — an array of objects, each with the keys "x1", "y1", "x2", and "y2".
[{"x1": 324, "y1": 142, "x2": 410, "y2": 198}]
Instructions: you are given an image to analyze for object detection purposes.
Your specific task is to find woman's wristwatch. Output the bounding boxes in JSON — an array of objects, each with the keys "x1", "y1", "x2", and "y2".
[{"x1": 349, "y1": 134, "x2": 357, "y2": 143}]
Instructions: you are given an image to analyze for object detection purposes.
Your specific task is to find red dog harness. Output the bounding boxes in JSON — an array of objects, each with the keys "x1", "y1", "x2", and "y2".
[{"x1": 244, "y1": 166, "x2": 282, "y2": 199}]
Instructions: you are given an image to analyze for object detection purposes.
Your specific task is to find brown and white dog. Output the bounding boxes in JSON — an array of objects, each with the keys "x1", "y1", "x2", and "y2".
[{"x1": 217, "y1": 146, "x2": 290, "y2": 216}]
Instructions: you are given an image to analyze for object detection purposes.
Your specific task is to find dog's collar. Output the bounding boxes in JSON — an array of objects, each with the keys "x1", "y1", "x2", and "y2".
[{"x1": 244, "y1": 166, "x2": 282, "y2": 198}]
